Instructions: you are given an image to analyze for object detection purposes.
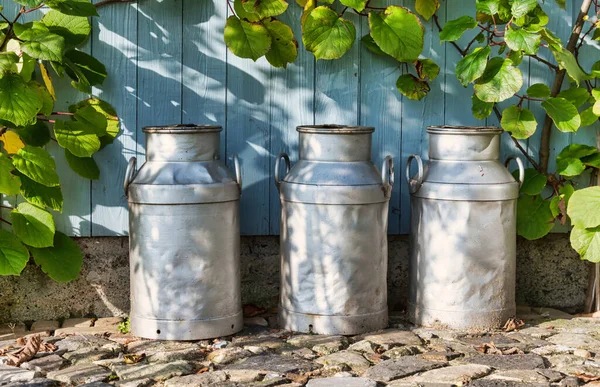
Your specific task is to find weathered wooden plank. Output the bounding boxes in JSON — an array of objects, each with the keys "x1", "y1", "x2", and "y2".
[
  {"x1": 134, "y1": 0, "x2": 183, "y2": 166},
  {"x1": 267, "y1": 4, "x2": 314, "y2": 235},
  {"x1": 90, "y1": 2, "x2": 138, "y2": 236}
]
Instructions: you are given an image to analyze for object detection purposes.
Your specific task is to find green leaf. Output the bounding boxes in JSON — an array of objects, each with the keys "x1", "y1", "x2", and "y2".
[
  {"x1": 0, "y1": 52, "x2": 19, "y2": 75},
  {"x1": 15, "y1": 22, "x2": 65, "y2": 62},
  {"x1": 304, "y1": 6, "x2": 356, "y2": 60},
  {"x1": 12, "y1": 146, "x2": 60, "y2": 187},
  {"x1": 541, "y1": 97, "x2": 581, "y2": 132},
  {"x1": 514, "y1": 168, "x2": 546, "y2": 196},
  {"x1": 64, "y1": 149, "x2": 99, "y2": 180},
  {"x1": 526, "y1": 83, "x2": 550, "y2": 98},
  {"x1": 234, "y1": 0, "x2": 260, "y2": 22},
  {"x1": 70, "y1": 98, "x2": 119, "y2": 149},
  {"x1": 42, "y1": 10, "x2": 90, "y2": 46},
  {"x1": 504, "y1": 26, "x2": 540, "y2": 55},
  {"x1": 557, "y1": 143, "x2": 598, "y2": 160},
  {"x1": 0, "y1": 229, "x2": 30, "y2": 276},
  {"x1": 44, "y1": 0, "x2": 98, "y2": 17},
  {"x1": 553, "y1": 0, "x2": 566, "y2": 9},
  {"x1": 0, "y1": 153, "x2": 21, "y2": 196},
  {"x1": 471, "y1": 94, "x2": 494, "y2": 119},
  {"x1": 30, "y1": 231, "x2": 82, "y2": 282},
  {"x1": 340, "y1": 0, "x2": 367, "y2": 12},
  {"x1": 567, "y1": 186, "x2": 600, "y2": 228},
  {"x1": 580, "y1": 106, "x2": 599, "y2": 127},
  {"x1": 439, "y1": 15, "x2": 477, "y2": 42},
  {"x1": 474, "y1": 57, "x2": 523, "y2": 103},
  {"x1": 508, "y1": 50, "x2": 523, "y2": 66},
  {"x1": 18, "y1": 173, "x2": 63, "y2": 212},
  {"x1": 415, "y1": 58, "x2": 439, "y2": 81},
  {"x1": 517, "y1": 194, "x2": 555, "y2": 240},
  {"x1": 582, "y1": 152, "x2": 600, "y2": 168},
  {"x1": 73, "y1": 105, "x2": 107, "y2": 136},
  {"x1": 31, "y1": 82, "x2": 54, "y2": 116},
  {"x1": 54, "y1": 120, "x2": 101, "y2": 158},
  {"x1": 551, "y1": 47, "x2": 589, "y2": 86},
  {"x1": 570, "y1": 225, "x2": 600, "y2": 263},
  {"x1": 511, "y1": 0, "x2": 537, "y2": 18},
  {"x1": 10, "y1": 202, "x2": 55, "y2": 248},
  {"x1": 556, "y1": 157, "x2": 585, "y2": 177},
  {"x1": 560, "y1": 183, "x2": 575, "y2": 206},
  {"x1": 14, "y1": 0, "x2": 44, "y2": 6},
  {"x1": 361, "y1": 34, "x2": 385, "y2": 56},
  {"x1": 64, "y1": 49, "x2": 107, "y2": 88},
  {"x1": 540, "y1": 28, "x2": 562, "y2": 50},
  {"x1": 396, "y1": 74, "x2": 430, "y2": 101},
  {"x1": 224, "y1": 16, "x2": 271, "y2": 61},
  {"x1": 241, "y1": 0, "x2": 288, "y2": 18},
  {"x1": 368, "y1": 6, "x2": 424, "y2": 62},
  {"x1": 262, "y1": 19, "x2": 298, "y2": 69},
  {"x1": 594, "y1": 89, "x2": 600, "y2": 116},
  {"x1": 557, "y1": 87, "x2": 590, "y2": 108},
  {"x1": 455, "y1": 46, "x2": 491, "y2": 87},
  {"x1": 501, "y1": 105, "x2": 537, "y2": 139},
  {"x1": 415, "y1": 0, "x2": 439, "y2": 20},
  {"x1": 0, "y1": 74, "x2": 43, "y2": 127},
  {"x1": 17, "y1": 121, "x2": 51, "y2": 147},
  {"x1": 476, "y1": 0, "x2": 500, "y2": 15}
]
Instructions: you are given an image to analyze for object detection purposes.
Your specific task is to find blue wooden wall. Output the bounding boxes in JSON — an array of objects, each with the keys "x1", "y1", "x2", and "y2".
[{"x1": 1, "y1": 0, "x2": 598, "y2": 236}]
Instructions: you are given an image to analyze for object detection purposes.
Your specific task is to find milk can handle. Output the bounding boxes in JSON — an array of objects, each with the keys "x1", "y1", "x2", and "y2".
[
  {"x1": 405, "y1": 154, "x2": 424, "y2": 194},
  {"x1": 505, "y1": 156, "x2": 525, "y2": 188},
  {"x1": 274, "y1": 152, "x2": 291, "y2": 191},
  {"x1": 381, "y1": 156, "x2": 395, "y2": 196},
  {"x1": 123, "y1": 157, "x2": 137, "y2": 197},
  {"x1": 233, "y1": 154, "x2": 243, "y2": 192}
]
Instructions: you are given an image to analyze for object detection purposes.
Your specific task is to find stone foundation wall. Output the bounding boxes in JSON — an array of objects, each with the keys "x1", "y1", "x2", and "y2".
[{"x1": 0, "y1": 235, "x2": 591, "y2": 323}]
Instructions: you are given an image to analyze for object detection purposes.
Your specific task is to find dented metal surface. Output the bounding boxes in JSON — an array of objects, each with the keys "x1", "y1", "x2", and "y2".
[
  {"x1": 407, "y1": 126, "x2": 522, "y2": 330},
  {"x1": 276, "y1": 125, "x2": 394, "y2": 335},
  {"x1": 125, "y1": 125, "x2": 243, "y2": 340}
]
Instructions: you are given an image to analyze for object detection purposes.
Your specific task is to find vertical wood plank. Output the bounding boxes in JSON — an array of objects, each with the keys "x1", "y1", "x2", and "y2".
[
  {"x1": 135, "y1": 0, "x2": 183, "y2": 166},
  {"x1": 398, "y1": 2, "x2": 446, "y2": 233},
  {"x1": 91, "y1": 3, "x2": 138, "y2": 236},
  {"x1": 267, "y1": 4, "x2": 314, "y2": 235},
  {"x1": 226, "y1": 12, "x2": 272, "y2": 235}
]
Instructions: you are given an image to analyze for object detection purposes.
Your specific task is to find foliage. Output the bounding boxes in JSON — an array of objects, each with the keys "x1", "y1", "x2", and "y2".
[
  {"x1": 224, "y1": 0, "x2": 600, "y2": 263},
  {"x1": 0, "y1": 0, "x2": 120, "y2": 281},
  {"x1": 117, "y1": 317, "x2": 130, "y2": 334}
]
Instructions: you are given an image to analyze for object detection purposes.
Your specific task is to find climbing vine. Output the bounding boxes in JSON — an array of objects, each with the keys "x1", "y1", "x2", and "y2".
[
  {"x1": 0, "y1": 0, "x2": 119, "y2": 281},
  {"x1": 225, "y1": 0, "x2": 600, "y2": 263}
]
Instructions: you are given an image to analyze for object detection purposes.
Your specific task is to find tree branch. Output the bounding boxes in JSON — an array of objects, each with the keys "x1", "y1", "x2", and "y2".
[
  {"x1": 528, "y1": 54, "x2": 559, "y2": 71},
  {"x1": 539, "y1": 0, "x2": 593, "y2": 173}
]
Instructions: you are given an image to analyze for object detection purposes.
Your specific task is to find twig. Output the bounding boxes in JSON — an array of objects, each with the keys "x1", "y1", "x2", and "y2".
[
  {"x1": 0, "y1": 218, "x2": 12, "y2": 226},
  {"x1": 528, "y1": 54, "x2": 559, "y2": 71},
  {"x1": 539, "y1": 0, "x2": 593, "y2": 173}
]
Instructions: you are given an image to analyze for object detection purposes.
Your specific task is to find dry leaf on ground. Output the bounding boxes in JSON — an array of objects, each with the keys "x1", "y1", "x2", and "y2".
[
  {"x1": 5, "y1": 335, "x2": 43, "y2": 366},
  {"x1": 503, "y1": 317, "x2": 524, "y2": 332}
]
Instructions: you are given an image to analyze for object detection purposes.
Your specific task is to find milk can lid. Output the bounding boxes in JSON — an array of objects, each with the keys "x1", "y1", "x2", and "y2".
[
  {"x1": 143, "y1": 124, "x2": 222, "y2": 133},
  {"x1": 427, "y1": 125, "x2": 502, "y2": 134},
  {"x1": 297, "y1": 124, "x2": 374, "y2": 134}
]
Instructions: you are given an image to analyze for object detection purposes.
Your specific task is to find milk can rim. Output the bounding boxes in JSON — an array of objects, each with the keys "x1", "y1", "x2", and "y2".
[
  {"x1": 427, "y1": 125, "x2": 502, "y2": 134},
  {"x1": 297, "y1": 124, "x2": 375, "y2": 134},
  {"x1": 143, "y1": 124, "x2": 222, "y2": 133}
]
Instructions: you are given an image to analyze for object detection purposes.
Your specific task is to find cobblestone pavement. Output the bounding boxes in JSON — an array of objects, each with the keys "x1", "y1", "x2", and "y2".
[{"x1": 1, "y1": 307, "x2": 599, "y2": 386}]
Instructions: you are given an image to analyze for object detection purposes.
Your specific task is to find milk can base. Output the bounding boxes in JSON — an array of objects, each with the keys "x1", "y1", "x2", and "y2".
[
  {"x1": 279, "y1": 306, "x2": 388, "y2": 335},
  {"x1": 408, "y1": 302, "x2": 515, "y2": 330},
  {"x1": 131, "y1": 312, "x2": 243, "y2": 340}
]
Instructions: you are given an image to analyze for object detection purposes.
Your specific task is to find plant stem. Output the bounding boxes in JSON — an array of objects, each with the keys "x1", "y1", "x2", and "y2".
[
  {"x1": 0, "y1": 218, "x2": 12, "y2": 226},
  {"x1": 0, "y1": 8, "x2": 24, "y2": 52},
  {"x1": 539, "y1": 0, "x2": 593, "y2": 173},
  {"x1": 0, "y1": 205, "x2": 13, "y2": 210},
  {"x1": 528, "y1": 54, "x2": 559, "y2": 71}
]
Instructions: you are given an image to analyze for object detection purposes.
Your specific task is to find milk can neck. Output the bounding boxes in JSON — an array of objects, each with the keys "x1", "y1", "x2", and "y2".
[
  {"x1": 427, "y1": 126, "x2": 502, "y2": 161},
  {"x1": 297, "y1": 125, "x2": 374, "y2": 162},
  {"x1": 144, "y1": 125, "x2": 222, "y2": 162}
]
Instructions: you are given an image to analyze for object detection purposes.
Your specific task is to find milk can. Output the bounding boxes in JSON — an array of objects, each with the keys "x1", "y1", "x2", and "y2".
[
  {"x1": 124, "y1": 124, "x2": 243, "y2": 340},
  {"x1": 275, "y1": 125, "x2": 394, "y2": 335},
  {"x1": 406, "y1": 126, "x2": 524, "y2": 330}
]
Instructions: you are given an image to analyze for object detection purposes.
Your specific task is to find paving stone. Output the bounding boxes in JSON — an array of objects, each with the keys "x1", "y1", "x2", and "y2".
[
  {"x1": 232, "y1": 334, "x2": 289, "y2": 351},
  {"x1": 115, "y1": 378, "x2": 153, "y2": 387},
  {"x1": 573, "y1": 348, "x2": 592, "y2": 358},
  {"x1": 544, "y1": 354, "x2": 600, "y2": 377},
  {"x1": 306, "y1": 377, "x2": 378, "y2": 386},
  {"x1": 61, "y1": 318, "x2": 94, "y2": 328},
  {"x1": 461, "y1": 335, "x2": 520, "y2": 346},
  {"x1": 224, "y1": 369, "x2": 264, "y2": 382},
  {"x1": 361, "y1": 356, "x2": 445, "y2": 382},
  {"x1": 348, "y1": 340, "x2": 377, "y2": 354},
  {"x1": 287, "y1": 335, "x2": 348, "y2": 356},
  {"x1": 207, "y1": 347, "x2": 253, "y2": 365},
  {"x1": 29, "y1": 321, "x2": 60, "y2": 335},
  {"x1": 506, "y1": 333, "x2": 550, "y2": 347},
  {"x1": 382, "y1": 345, "x2": 423, "y2": 359},
  {"x1": 164, "y1": 370, "x2": 228, "y2": 386},
  {"x1": 20, "y1": 354, "x2": 66, "y2": 374},
  {"x1": 79, "y1": 383, "x2": 113, "y2": 387},
  {"x1": 469, "y1": 380, "x2": 550, "y2": 387},
  {"x1": 126, "y1": 340, "x2": 202, "y2": 363},
  {"x1": 556, "y1": 376, "x2": 581, "y2": 386},
  {"x1": 389, "y1": 364, "x2": 492, "y2": 386},
  {"x1": 112, "y1": 360, "x2": 193, "y2": 381},
  {"x1": 546, "y1": 333, "x2": 600, "y2": 351},
  {"x1": 0, "y1": 365, "x2": 40, "y2": 383},
  {"x1": 279, "y1": 346, "x2": 317, "y2": 360},
  {"x1": 63, "y1": 347, "x2": 117, "y2": 365},
  {"x1": 427, "y1": 338, "x2": 480, "y2": 355},
  {"x1": 46, "y1": 364, "x2": 112, "y2": 384},
  {"x1": 315, "y1": 350, "x2": 372, "y2": 373},
  {"x1": 0, "y1": 378, "x2": 59, "y2": 387},
  {"x1": 484, "y1": 369, "x2": 551, "y2": 383},
  {"x1": 94, "y1": 317, "x2": 124, "y2": 328},
  {"x1": 532, "y1": 345, "x2": 572, "y2": 356},
  {"x1": 54, "y1": 326, "x2": 115, "y2": 337},
  {"x1": 535, "y1": 369, "x2": 564, "y2": 382},
  {"x1": 460, "y1": 353, "x2": 546, "y2": 370},
  {"x1": 54, "y1": 335, "x2": 121, "y2": 352},
  {"x1": 418, "y1": 351, "x2": 463, "y2": 362},
  {"x1": 244, "y1": 317, "x2": 269, "y2": 327},
  {"x1": 518, "y1": 327, "x2": 557, "y2": 340},
  {"x1": 225, "y1": 354, "x2": 321, "y2": 374},
  {"x1": 538, "y1": 318, "x2": 600, "y2": 335},
  {"x1": 361, "y1": 330, "x2": 422, "y2": 350}
]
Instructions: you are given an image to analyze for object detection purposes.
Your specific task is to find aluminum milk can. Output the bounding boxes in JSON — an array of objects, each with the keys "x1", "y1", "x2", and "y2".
[
  {"x1": 124, "y1": 124, "x2": 243, "y2": 340},
  {"x1": 406, "y1": 126, "x2": 524, "y2": 330},
  {"x1": 275, "y1": 125, "x2": 394, "y2": 335}
]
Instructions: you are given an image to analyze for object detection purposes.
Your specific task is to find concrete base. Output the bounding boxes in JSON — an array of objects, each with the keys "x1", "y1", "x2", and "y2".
[{"x1": 0, "y1": 235, "x2": 591, "y2": 323}]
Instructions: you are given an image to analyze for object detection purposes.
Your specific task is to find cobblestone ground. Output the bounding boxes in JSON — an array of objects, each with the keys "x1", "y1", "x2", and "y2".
[{"x1": 1, "y1": 307, "x2": 599, "y2": 386}]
